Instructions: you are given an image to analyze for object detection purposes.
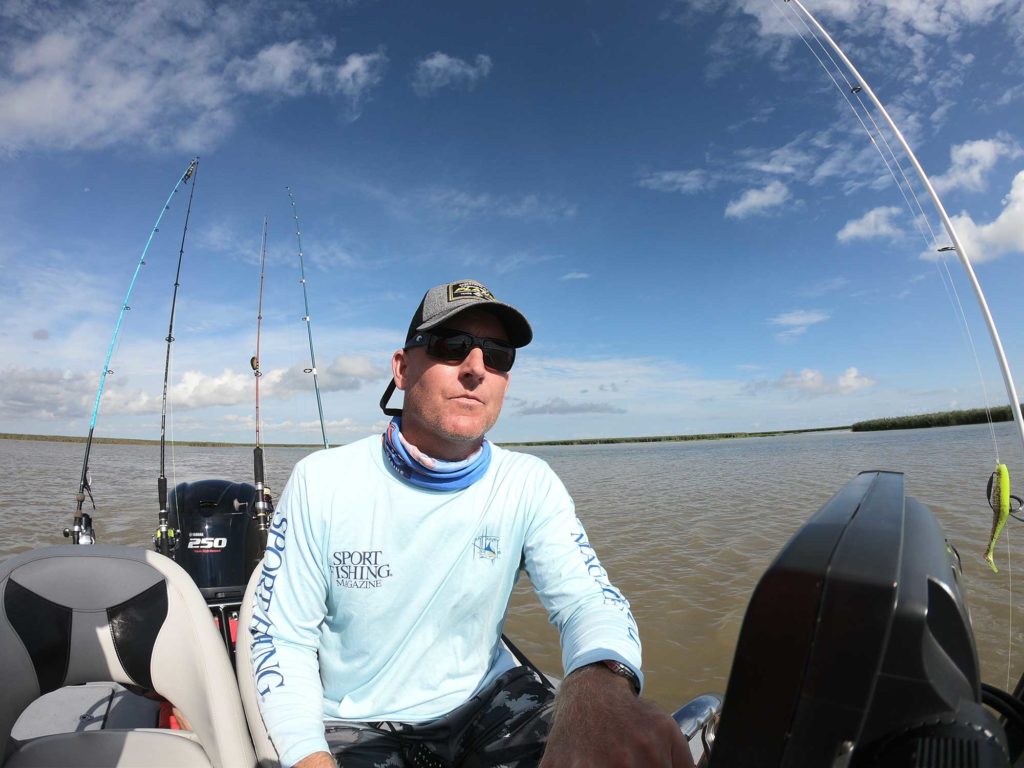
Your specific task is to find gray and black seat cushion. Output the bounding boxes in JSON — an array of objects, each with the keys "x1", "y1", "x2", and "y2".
[{"x1": 0, "y1": 545, "x2": 256, "y2": 768}]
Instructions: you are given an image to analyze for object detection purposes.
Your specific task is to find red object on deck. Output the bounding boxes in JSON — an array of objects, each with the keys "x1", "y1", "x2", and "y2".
[{"x1": 158, "y1": 701, "x2": 183, "y2": 730}]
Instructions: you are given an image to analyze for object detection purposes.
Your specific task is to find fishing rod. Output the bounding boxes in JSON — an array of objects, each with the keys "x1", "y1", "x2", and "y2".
[
  {"x1": 251, "y1": 216, "x2": 272, "y2": 550},
  {"x1": 286, "y1": 187, "x2": 329, "y2": 449},
  {"x1": 783, "y1": 0, "x2": 1024, "y2": 465},
  {"x1": 782, "y1": 0, "x2": 1024, "y2": 697},
  {"x1": 154, "y1": 158, "x2": 200, "y2": 555},
  {"x1": 66, "y1": 158, "x2": 198, "y2": 545}
]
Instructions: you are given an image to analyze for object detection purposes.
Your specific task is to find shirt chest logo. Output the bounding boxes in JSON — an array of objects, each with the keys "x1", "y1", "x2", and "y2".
[
  {"x1": 474, "y1": 535, "x2": 501, "y2": 563},
  {"x1": 331, "y1": 550, "x2": 393, "y2": 589}
]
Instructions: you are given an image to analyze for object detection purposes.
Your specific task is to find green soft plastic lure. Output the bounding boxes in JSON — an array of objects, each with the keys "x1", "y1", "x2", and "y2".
[{"x1": 985, "y1": 463, "x2": 1011, "y2": 573}]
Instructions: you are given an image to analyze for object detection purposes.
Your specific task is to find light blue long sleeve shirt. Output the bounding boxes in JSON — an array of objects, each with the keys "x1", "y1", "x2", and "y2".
[{"x1": 250, "y1": 436, "x2": 642, "y2": 767}]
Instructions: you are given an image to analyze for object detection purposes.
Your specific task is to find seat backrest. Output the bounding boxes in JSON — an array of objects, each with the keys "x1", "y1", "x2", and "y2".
[
  {"x1": 0, "y1": 545, "x2": 256, "y2": 768},
  {"x1": 236, "y1": 558, "x2": 281, "y2": 767}
]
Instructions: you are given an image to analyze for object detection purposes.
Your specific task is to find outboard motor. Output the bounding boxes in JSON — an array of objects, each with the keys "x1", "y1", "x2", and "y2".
[
  {"x1": 709, "y1": 471, "x2": 1011, "y2": 767},
  {"x1": 166, "y1": 478, "x2": 267, "y2": 659}
]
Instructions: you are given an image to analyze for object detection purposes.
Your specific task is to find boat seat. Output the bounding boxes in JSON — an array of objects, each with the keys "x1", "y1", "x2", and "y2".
[
  {"x1": 0, "y1": 545, "x2": 256, "y2": 768},
  {"x1": 236, "y1": 558, "x2": 281, "y2": 767}
]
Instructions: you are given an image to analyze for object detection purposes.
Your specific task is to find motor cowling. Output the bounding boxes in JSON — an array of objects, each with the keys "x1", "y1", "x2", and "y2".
[{"x1": 166, "y1": 479, "x2": 265, "y2": 601}]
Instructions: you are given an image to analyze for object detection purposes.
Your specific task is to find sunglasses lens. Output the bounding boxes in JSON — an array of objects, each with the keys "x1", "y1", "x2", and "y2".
[
  {"x1": 427, "y1": 334, "x2": 472, "y2": 361},
  {"x1": 482, "y1": 343, "x2": 515, "y2": 372},
  {"x1": 422, "y1": 333, "x2": 515, "y2": 372}
]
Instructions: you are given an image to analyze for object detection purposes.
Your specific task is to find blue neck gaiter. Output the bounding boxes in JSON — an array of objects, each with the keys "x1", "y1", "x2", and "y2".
[{"x1": 382, "y1": 416, "x2": 492, "y2": 491}]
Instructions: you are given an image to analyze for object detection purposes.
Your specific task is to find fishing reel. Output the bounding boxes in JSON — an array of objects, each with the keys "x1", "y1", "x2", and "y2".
[
  {"x1": 63, "y1": 512, "x2": 96, "y2": 545},
  {"x1": 153, "y1": 524, "x2": 178, "y2": 554}
]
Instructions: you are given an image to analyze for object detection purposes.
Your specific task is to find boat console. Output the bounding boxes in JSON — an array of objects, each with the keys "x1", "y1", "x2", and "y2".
[{"x1": 709, "y1": 470, "x2": 1012, "y2": 767}]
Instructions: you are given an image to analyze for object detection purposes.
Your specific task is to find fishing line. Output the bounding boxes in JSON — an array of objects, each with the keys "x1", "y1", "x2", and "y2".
[
  {"x1": 778, "y1": 0, "x2": 1003, "y2": 461},
  {"x1": 156, "y1": 157, "x2": 200, "y2": 555},
  {"x1": 1008, "y1": 526, "x2": 1014, "y2": 690},
  {"x1": 254, "y1": 216, "x2": 268, "y2": 450},
  {"x1": 781, "y1": 0, "x2": 1024, "y2": 682},
  {"x1": 786, "y1": 2, "x2": 942, "y2": 247},
  {"x1": 69, "y1": 158, "x2": 198, "y2": 544},
  {"x1": 287, "y1": 186, "x2": 330, "y2": 449},
  {"x1": 254, "y1": 215, "x2": 270, "y2": 450},
  {"x1": 252, "y1": 216, "x2": 272, "y2": 548},
  {"x1": 776, "y1": 0, "x2": 1000, "y2": 455},
  {"x1": 772, "y1": 0, "x2": 923, "y2": 232}
]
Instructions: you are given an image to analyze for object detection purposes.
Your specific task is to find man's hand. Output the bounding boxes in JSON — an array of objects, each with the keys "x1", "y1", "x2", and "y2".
[
  {"x1": 293, "y1": 750, "x2": 336, "y2": 768},
  {"x1": 539, "y1": 664, "x2": 694, "y2": 768}
]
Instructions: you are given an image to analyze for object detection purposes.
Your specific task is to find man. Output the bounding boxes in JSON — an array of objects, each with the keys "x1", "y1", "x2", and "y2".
[{"x1": 251, "y1": 279, "x2": 691, "y2": 768}]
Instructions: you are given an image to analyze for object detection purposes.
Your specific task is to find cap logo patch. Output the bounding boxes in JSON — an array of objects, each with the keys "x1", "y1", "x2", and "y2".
[{"x1": 448, "y1": 282, "x2": 495, "y2": 302}]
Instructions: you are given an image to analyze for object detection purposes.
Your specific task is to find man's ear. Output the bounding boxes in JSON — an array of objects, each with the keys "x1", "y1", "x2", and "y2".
[{"x1": 392, "y1": 349, "x2": 408, "y2": 390}]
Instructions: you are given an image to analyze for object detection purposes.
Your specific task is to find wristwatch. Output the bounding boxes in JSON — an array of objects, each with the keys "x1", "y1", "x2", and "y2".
[{"x1": 597, "y1": 660, "x2": 641, "y2": 695}]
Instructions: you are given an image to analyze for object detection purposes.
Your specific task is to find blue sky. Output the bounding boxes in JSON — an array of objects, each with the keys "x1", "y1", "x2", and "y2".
[{"x1": 1, "y1": 0, "x2": 1023, "y2": 445}]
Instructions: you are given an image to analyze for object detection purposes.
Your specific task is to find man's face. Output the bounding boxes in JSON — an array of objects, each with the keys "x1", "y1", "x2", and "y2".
[{"x1": 392, "y1": 309, "x2": 511, "y2": 461}]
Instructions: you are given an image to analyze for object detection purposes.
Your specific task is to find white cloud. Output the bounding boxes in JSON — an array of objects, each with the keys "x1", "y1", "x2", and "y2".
[
  {"x1": 724, "y1": 181, "x2": 789, "y2": 218},
  {"x1": 769, "y1": 309, "x2": 830, "y2": 341},
  {"x1": 782, "y1": 366, "x2": 875, "y2": 395},
  {"x1": 316, "y1": 355, "x2": 390, "y2": 392},
  {"x1": 336, "y1": 51, "x2": 389, "y2": 104},
  {"x1": 737, "y1": 143, "x2": 815, "y2": 176},
  {"x1": 11, "y1": 32, "x2": 79, "y2": 74},
  {"x1": 168, "y1": 368, "x2": 250, "y2": 409},
  {"x1": 836, "y1": 367, "x2": 875, "y2": 393},
  {"x1": 233, "y1": 40, "x2": 335, "y2": 96},
  {"x1": 837, "y1": 206, "x2": 904, "y2": 242},
  {"x1": 997, "y1": 83, "x2": 1024, "y2": 106},
  {"x1": 517, "y1": 397, "x2": 627, "y2": 416},
  {"x1": 486, "y1": 251, "x2": 561, "y2": 276},
  {"x1": 749, "y1": 366, "x2": 876, "y2": 397},
  {"x1": 412, "y1": 52, "x2": 492, "y2": 97},
  {"x1": 932, "y1": 170, "x2": 1024, "y2": 263},
  {"x1": 800, "y1": 276, "x2": 849, "y2": 296},
  {"x1": 422, "y1": 187, "x2": 576, "y2": 223},
  {"x1": 560, "y1": 272, "x2": 590, "y2": 280},
  {"x1": 23, "y1": 353, "x2": 388, "y2": 420},
  {"x1": 932, "y1": 135, "x2": 1021, "y2": 193},
  {"x1": 496, "y1": 194, "x2": 577, "y2": 221},
  {"x1": 231, "y1": 41, "x2": 386, "y2": 112},
  {"x1": 271, "y1": 355, "x2": 388, "y2": 397},
  {"x1": 0, "y1": 367, "x2": 92, "y2": 420},
  {"x1": 637, "y1": 170, "x2": 708, "y2": 194},
  {"x1": 683, "y1": 0, "x2": 1022, "y2": 59},
  {"x1": 666, "y1": 0, "x2": 1023, "y2": 205},
  {"x1": 0, "y1": 1, "x2": 387, "y2": 153},
  {"x1": 770, "y1": 310, "x2": 830, "y2": 328},
  {"x1": 780, "y1": 368, "x2": 827, "y2": 393}
]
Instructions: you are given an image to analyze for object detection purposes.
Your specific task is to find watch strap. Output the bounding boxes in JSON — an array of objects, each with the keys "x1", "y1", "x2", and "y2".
[{"x1": 599, "y1": 659, "x2": 641, "y2": 695}]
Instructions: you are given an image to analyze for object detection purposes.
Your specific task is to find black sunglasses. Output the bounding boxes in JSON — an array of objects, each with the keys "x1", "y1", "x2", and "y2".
[{"x1": 406, "y1": 330, "x2": 516, "y2": 372}]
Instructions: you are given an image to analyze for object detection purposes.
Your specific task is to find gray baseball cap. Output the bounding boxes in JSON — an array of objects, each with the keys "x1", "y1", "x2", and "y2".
[
  {"x1": 404, "y1": 279, "x2": 533, "y2": 347},
  {"x1": 381, "y1": 279, "x2": 532, "y2": 416}
]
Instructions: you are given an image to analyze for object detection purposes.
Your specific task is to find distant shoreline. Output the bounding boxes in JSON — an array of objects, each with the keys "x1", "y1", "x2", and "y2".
[
  {"x1": 502, "y1": 425, "x2": 848, "y2": 447},
  {"x1": 0, "y1": 406, "x2": 1011, "y2": 449},
  {"x1": 848, "y1": 406, "x2": 1016, "y2": 432},
  {"x1": 0, "y1": 426, "x2": 848, "y2": 449},
  {"x1": 0, "y1": 433, "x2": 321, "y2": 449}
]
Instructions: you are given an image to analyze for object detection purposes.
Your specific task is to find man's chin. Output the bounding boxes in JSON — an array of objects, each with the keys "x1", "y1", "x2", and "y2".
[
  {"x1": 438, "y1": 418, "x2": 496, "y2": 448},
  {"x1": 402, "y1": 410, "x2": 499, "y2": 457},
  {"x1": 440, "y1": 425, "x2": 488, "y2": 446}
]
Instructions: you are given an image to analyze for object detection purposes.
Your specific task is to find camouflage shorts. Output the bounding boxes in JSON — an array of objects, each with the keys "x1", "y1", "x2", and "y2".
[{"x1": 324, "y1": 666, "x2": 556, "y2": 768}]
